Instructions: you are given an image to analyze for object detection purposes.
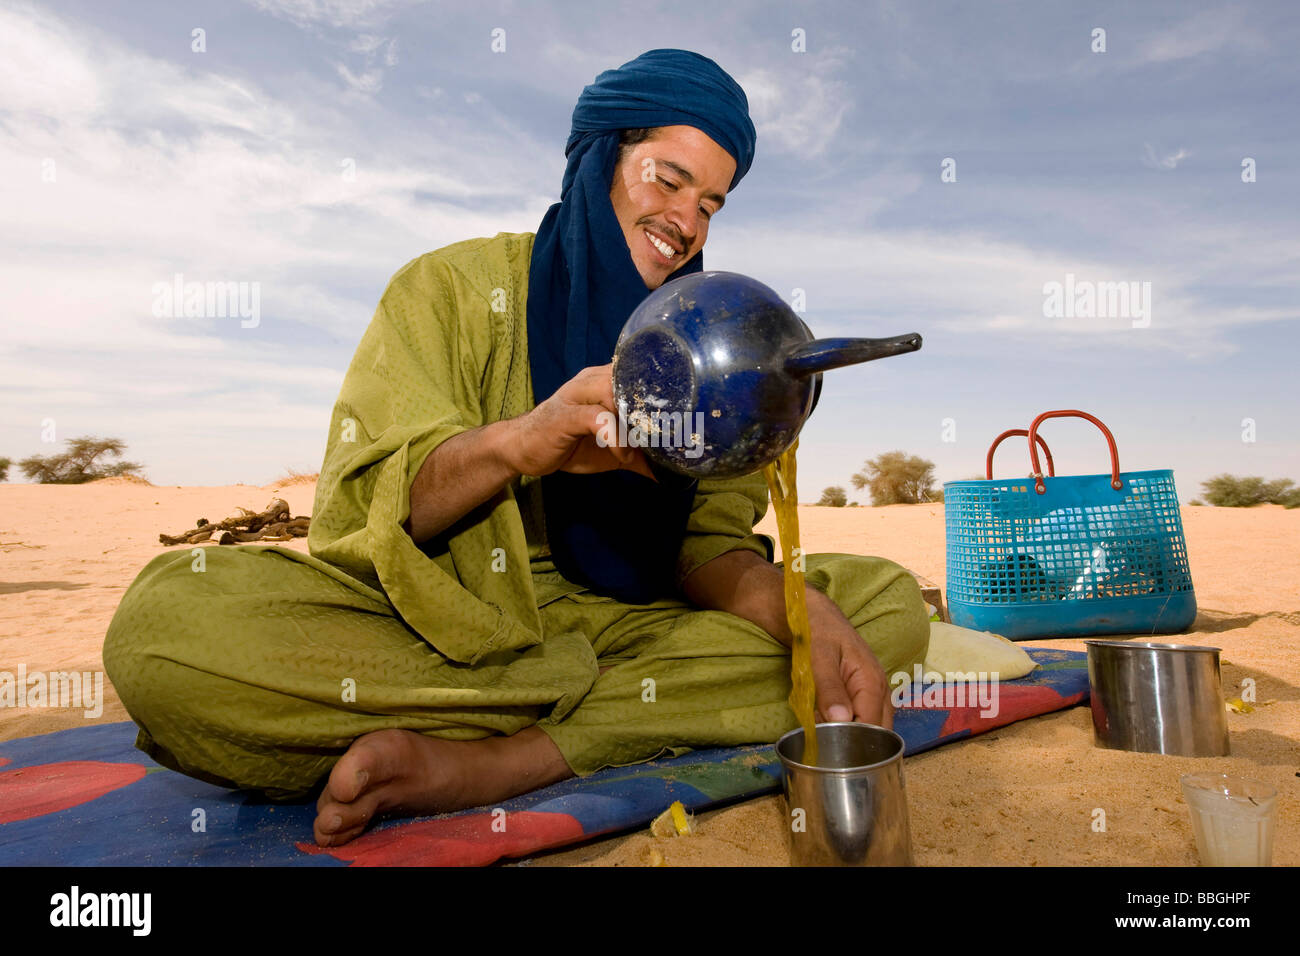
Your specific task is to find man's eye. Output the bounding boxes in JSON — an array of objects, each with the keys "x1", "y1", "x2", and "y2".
[
  {"x1": 699, "y1": 206, "x2": 713, "y2": 220},
  {"x1": 657, "y1": 177, "x2": 678, "y2": 191}
]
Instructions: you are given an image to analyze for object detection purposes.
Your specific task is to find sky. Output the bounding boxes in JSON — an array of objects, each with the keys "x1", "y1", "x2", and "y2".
[{"x1": 2, "y1": 0, "x2": 1297, "y2": 503}]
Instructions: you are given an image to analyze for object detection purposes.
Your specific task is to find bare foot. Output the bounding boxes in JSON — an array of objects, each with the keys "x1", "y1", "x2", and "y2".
[{"x1": 313, "y1": 726, "x2": 574, "y2": 847}]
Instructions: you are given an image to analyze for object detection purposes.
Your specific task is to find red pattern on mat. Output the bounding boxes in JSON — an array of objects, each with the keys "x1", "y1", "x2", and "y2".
[
  {"x1": 297, "y1": 809, "x2": 586, "y2": 866},
  {"x1": 937, "y1": 684, "x2": 1071, "y2": 738},
  {"x1": 0, "y1": 760, "x2": 148, "y2": 824}
]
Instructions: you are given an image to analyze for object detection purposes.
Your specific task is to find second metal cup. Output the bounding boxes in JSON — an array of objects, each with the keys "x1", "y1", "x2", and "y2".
[{"x1": 1086, "y1": 640, "x2": 1230, "y2": 757}]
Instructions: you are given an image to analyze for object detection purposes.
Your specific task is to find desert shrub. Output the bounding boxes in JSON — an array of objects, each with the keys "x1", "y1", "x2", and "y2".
[
  {"x1": 19, "y1": 437, "x2": 145, "y2": 484},
  {"x1": 1200, "y1": 474, "x2": 1296, "y2": 508},
  {"x1": 817, "y1": 486, "x2": 847, "y2": 507},
  {"x1": 851, "y1": 451, "x2": 938, "y2": 505}
]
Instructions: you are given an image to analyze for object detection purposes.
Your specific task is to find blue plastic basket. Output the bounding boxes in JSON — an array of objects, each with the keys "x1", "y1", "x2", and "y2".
[{"x1": 944, "y1": 411, "x2": 1196, "y2": 640}]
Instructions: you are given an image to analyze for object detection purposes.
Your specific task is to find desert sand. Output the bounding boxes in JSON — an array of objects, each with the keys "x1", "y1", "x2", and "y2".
[{"x1": 1, "y1": 479, "x2": 1295, "y2": 866}]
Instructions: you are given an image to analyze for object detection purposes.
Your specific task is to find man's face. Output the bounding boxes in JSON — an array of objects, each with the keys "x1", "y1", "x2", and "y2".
[{"x1": 608, "y1": 124, "x2": 737, "y2": 290}]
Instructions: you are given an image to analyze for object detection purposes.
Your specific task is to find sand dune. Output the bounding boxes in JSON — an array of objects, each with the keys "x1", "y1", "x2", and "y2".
[{"x1": 1, "y1": 481, "x2": 1294, "y2": 866}]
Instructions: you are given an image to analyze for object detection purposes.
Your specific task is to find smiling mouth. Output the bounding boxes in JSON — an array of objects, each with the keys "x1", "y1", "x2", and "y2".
[{"x1": 644, "y1": 228, "x2": 682, "y2": 263}]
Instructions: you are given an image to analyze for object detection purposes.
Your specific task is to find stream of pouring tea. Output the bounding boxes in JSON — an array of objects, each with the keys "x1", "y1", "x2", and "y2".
[{"x1": 761, "y1": 439, "x2": 819, "y2": 767}]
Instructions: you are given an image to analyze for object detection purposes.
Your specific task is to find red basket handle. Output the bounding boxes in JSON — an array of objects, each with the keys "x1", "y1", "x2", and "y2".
[
  {"x1": 1026, "y1": 409, "x2": 1122, "y2": 495},
  {"x1": 986, "y1": 429, "x2": 1056, "y2": 480}
]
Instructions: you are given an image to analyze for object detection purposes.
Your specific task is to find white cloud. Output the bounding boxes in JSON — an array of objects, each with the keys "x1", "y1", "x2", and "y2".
[
  {"x1": 0, "y1": 6, "x2": 299, "y2": 136},
  {"x1": 350, "y1": 33, "x2": 386, "y2": 54},
  {"x1": 0, "y1": 6, "x2": 101, "y2": 115},
  {"x1": 1141, "y1": 143, "x2": 1190, "y2": 170},
  {"x1": 737, "y1": 66, "x2": 853, "y2": 158},
  {"x1": 1138, "y1": 7, "x2": 1261, "y2": 65},
  {"x1": 341, "y1": 33, "x2": 397, "y2": 93},
  {"x1": 242, "y1": 0, "x2": 414, "y2": 30},
  {"x1": 336, "y1": 62, "x2": 384, "y2": 93},
  {"x1": 540, "y1": 40, "x2": 625, "y2": 79},
  {"x1": 733, "y1": 44, "x2": 858, "y2": 159}
]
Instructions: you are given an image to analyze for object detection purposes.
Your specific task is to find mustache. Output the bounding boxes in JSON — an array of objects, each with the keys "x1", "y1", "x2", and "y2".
[{"x1": 637, "y1": 219, "x2": 686, "y2": 250}]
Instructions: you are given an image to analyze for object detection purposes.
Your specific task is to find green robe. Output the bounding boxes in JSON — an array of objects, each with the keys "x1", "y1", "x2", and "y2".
[{"x1": 102, "y1": 232, "x2": 930, "y2": 798}]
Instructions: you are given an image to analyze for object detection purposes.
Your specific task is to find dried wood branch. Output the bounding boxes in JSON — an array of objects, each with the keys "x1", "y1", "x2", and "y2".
[{"x1": 159, "y1": 498, "x2": 309, "y2": 546}]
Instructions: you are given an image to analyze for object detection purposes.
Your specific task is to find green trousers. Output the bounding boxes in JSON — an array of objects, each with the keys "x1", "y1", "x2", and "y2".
[{"x1": 102, "y1": 545, "x2": 930, "y2": 800}]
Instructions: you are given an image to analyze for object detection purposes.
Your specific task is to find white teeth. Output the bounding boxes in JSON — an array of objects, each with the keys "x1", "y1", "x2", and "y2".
[{"x1": 646, "y1": 230, "x2": 677, "y2": 258}]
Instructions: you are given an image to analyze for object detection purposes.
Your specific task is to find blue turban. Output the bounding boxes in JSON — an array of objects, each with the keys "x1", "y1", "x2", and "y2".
[{"x1": 526, "y1": 49, "x2": 757, "y2": 604}]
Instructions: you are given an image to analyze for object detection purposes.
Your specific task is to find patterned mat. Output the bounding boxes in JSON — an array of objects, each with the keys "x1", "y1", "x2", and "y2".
[{"x1": 0, "y1": 649, "x2": 1087, "y2": 866}]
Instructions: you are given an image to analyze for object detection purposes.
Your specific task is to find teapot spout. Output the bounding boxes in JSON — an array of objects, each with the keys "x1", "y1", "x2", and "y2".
[{"x1": 783, "y1": 333, "x2": 923, "y2": 377}]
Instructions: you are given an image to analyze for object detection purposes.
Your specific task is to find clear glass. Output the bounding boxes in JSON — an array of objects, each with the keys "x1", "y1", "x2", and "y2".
[{"x1": 1180, "y1": 773, "x2": 1278, "y2": 866}]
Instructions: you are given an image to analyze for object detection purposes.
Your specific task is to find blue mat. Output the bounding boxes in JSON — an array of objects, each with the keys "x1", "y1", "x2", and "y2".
[{"x1": 0, "y1": 649, "x2": 1087, "y2": 866}]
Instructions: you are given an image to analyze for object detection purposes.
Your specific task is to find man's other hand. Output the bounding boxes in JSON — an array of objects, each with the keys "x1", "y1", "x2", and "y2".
[
  {"x1": 806, "y1": 597, "x2": 894, "y2": 731},
  {"x1": 683, "y1": 549, "x2": 894, "y2": 729}
]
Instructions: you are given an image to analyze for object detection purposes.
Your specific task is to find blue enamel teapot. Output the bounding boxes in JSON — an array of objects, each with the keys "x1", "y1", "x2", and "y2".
[{"x1": 612, "y1": 271, "x2": 923, "y2": 479}]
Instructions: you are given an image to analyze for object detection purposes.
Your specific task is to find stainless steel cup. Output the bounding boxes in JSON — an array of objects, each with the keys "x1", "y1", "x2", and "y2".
[
  {"x1": 776, "y1": 722, "x2": 913, "y2": 866},
  {"x1": 1086, "y1": 640, "x2": 1230, "y2": 756}
]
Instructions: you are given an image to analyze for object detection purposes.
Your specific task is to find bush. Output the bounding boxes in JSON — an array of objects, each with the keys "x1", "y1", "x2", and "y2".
[
  {"x1": 0, "y1": 456, "x2": 10, "y2": 482},
  {"x1": 817, "y1": 485, "x2": 847, "y2": 507},
  {"x1": 1188, "y1": 499, "x2": 1203, "y2": 506},
  {"x1": 18, "y1": 437, "x2": 145, "y2": 484},
  {"x1": 851, "y1": 451, "x2": 938, "y2": 505},
  {"x1": 1200, "y1": 474, "x2": 1296, "y2": 508}
]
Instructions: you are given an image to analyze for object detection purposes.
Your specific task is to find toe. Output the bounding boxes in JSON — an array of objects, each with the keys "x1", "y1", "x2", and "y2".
[
  {"x1": 314, "y1": 785, "x2": 383, "y2": 847},
  {"x1": 331, "y1": 759, "x2": 371, "y2": 804},
  {"x1": 314, "y1": 803, "x2": 372, "y2": 847},
  {"x1": 313, "y1": 813, "x2": 341, "y2": 846}
]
